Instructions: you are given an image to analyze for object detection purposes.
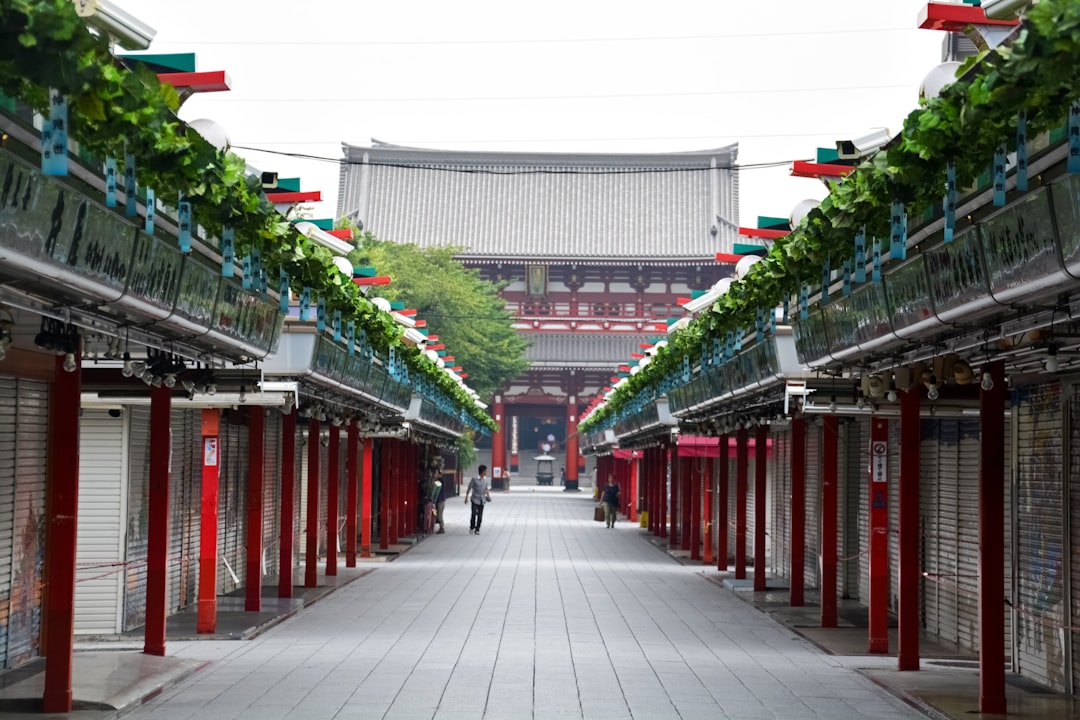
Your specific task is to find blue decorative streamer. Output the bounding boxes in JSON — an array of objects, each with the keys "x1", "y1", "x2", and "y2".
[
  {"x1": 221, "y1": 228, "x2": 235, "y2": 277},
  {"x1": 820, "y1": 260, "x2": 830, "y2": 305},
  {"x1": 944, "y1": 162, "x2": 957, "y2": 243},
  {"x1": 333, "y1": 310, "x2": 342, "y2": 341},
  {"x1": 1070, "y1": 101, "x2": 1080, "y2": 174},
  {"x1": 347, "y1": 321, "x2": 356, "y2": 355},
  {"x1": 769, "y1": 306, "x2": 776, "y2": 335},
  {"x1": 104, "y1": 158, "x2": 118, "y2": 207},
  {"x1": 41, "y1": 90, "x2": 68, "y2": 176},
  {"x1": 842, "y1": 260, "x2": 852, "y2": 297},
  {"x1": 177, "y1": 197, "x2": 192, "y2": 253},
  {"x1": 1016, "y1": 113, "x2": 1028, "y2": 192},
  {"x1": 872, "y1": 238, "x2": 882, "y2": 283},
  {"x1": 317, "y1": 297, "x2": 326, "y2": 331},
  {"x1": 144, "y1": 188, "x2": 155, "y2": 234},
  {"x1": 799, "y1": 286, "x2": 809, "y2": 321},
  {"x1": 279, "y1": 269, "x2": 289, "y2": 314},
  {"x1": 724, "y1": 331, "x2": 734, "y2": 360},
  {"x1": 733, "y1": 329, "x2": 742, "y2": 352},
  {"x1": 712, "y1": 338, "x2": 722, "y2": 366},
  {"x1": 854, "y1": 227, "x2": 867, "y2": 283},
  {"x1": 124, "y1": 152, "x2": 137, "y2": 217},
  {"x1": 992, "y1": 143, "x2": 1007, "y2": 207},
  {"x1": 299, "y1": 287, "x2": 311, "y2": 322},
  {"x1": 241, "y1": 256, "x2": 252, "y2": 289},
  {"x1": 890, "y1": 202, "x2": 907, "y2": 261},
  {"x1": 782, "y1": 298, "x2": 790, "y2": 325},
  {"x1": 259, "y1": 268, "x2": 268, "y2": 299},
  {"x1": 756, "y1": 307, "x2": 765, "y2": 343}
]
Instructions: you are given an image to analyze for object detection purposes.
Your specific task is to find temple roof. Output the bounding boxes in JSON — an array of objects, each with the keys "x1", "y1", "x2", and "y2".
[{"x1": 337, "y1": 143, "x2": 740, "y2": 260}]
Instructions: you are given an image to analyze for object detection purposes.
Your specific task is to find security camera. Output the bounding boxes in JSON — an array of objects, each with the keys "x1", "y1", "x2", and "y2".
[
  {"x1": 836, "y1": 128, "x2": 892, "y2": 160},
  {"x1": 981, "y1": 0, "x2": 1032, "y2": 20},
  {"x1": 73, "y1": 0, "x2": 157, "y2": 51}
]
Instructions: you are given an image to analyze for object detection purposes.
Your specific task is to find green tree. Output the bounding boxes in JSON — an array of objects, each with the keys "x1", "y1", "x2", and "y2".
[{"x1": 341, "y1": 225, "x2": 529, "y2": 401}]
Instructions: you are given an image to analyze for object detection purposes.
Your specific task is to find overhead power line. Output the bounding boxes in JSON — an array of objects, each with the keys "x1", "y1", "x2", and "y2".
[{"x1": 150, "y1": 26, "x2": 910, "y2": 47}]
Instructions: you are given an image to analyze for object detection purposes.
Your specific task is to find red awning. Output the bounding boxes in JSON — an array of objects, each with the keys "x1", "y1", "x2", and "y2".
[{"x1": 677, "y1": 434, "x2": 773, "y2": 458}]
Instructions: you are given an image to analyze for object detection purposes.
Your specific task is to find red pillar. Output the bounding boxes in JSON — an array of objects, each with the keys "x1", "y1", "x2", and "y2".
[
  {"x1": 360, "y1": 437, "x2": 374, "y2": 558},
  {"x1": 735, "y1": 427, "x2": 748, "y2": 580},
  {"x1": 305, "y1": 418, "x2": 320, "y2": 588},
  {"x1": 628, "y1": 456, "x2": 638, "y2": 523},
  {"x1": 279, "y1": 409, "x2": 296, "y2": 597},
  {"x1": 245, "y1": 407, "x2": 264, "y2": 611},
  {"x1": 346, "y1": 421, "x2": 359, "y2": 567},
  {"x1": 658, "y1": 445, "x2": 668, "y2": 538},
  {"x1": 389, "y1": 439, "x2": 400, "y2": 545},
  {"x1": 979, "y1": 361, "x2": 1006, "y2": 715},
  {"x1": 690, "y1": 456, "x2": 702, "y2": 561},
  {"x1": 565, "y1": 401, "x2": 580, "y2": 490},
  {"x1": 898, "y1": 389, "x2": 921, "y2": 670},
  {"x1": 645, "y1": 450, "x2": 656, "y2": 534},
  {"x1": 42, "y1": 352, "x2": 79, "y2": 713},
  {"x1": 868, "y1": 416, "x2": 889, "y2": 654},
  {"x1": 144, "y1": 383, "x2": 171, "y2": 656},
  {"x1": 680, "y1": 456, "x2": 693, "y2": 552},
  {"x1": 821, "y1": 415, "x2": 839, "y2": 628},
  {"x1": 717, "y1": 434, "x2": 729, "y2": 571},
  {"x1": 492, "y1": 398, "x2": 506, "y2": 479},
  {"x1": 790, "y1": 417, "x2": 806, "y2": 607},
  {"x1": 380, "y1": 439, "x2": 391, "y2": 550},
  {"x1": 198, "y1": 410, "x2": 220, "y2": 631},
  {"x1": 754, "y1": 423, "x2": 768, "y2": 591},
  {"x1": 326, "y1": 425, "x2": 339, "y2": 576},
  {"x1": 703, "y1": 457, "x2": 714, "y2": 565}
]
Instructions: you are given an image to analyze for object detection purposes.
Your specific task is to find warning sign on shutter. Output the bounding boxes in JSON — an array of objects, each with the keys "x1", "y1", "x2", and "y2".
[
  {"x1": 204, "y1": 438, "x2": 218, "y2": 467},
  {"x1": 871, "y1": 441, "x2": 887, "y2": 483}
]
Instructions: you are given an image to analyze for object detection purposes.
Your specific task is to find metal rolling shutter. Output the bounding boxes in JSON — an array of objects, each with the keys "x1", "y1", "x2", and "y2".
[
  {"x1": 805, "y1": 421, "x2": 821, "y2": 589},
  {"x1": 319, "y1": 439, "x2": 328, "y2": 556},
  {"x1": 771, "y1": 430, "x2": 791, "y2": 577},
  {"x1": 954, "y1": 420, "x2": 982, "y2": 652},
  {"x1": 218, "y1": 417, "x2": 248, "y2": 594},
  {"x1": 262, "y1": 412, "x2": 282, "y2": 583},
  {"x1": 75, "y1": 410, "x2": 126, "y2": 634},
  {"x1": 1014, "y1": 382, "x2": 1066, "y2": 691},
  {"x1": 921, "y1": 420, "x2": 950, "y2": 644},
  {"x1": 843, "y1": 418, "x2": 865, "y2": 601},
  {"x1": 746, "y1": 452, "x2": 756, "y2": 564},
  {"x1": 1068, "y1": 391, "x2": 1080, "y2": 692},
  {"x1": 0, "y1": 378, "x2": 16, "y2": 663},
  {"x1": 168, "y1": 409, "x2": 200, "y2": 613},
  {"x1": 5, "y1": 379, "x2": 48, "y2": 667},
  {"x1": 123, "y1": 406, "x2": 150, "y2": 631},
  {"x1": 888, "y1": 420, "x2": 901, "y2": 614}
]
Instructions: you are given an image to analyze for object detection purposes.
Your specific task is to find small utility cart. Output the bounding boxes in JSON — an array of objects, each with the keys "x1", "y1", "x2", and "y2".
[{"x1": 535, "y1": 455, "x2": 555, "y2": 485}]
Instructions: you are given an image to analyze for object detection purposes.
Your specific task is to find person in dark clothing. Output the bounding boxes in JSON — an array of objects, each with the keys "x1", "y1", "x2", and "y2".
[
  {"x1": 464, "y1": 465, "x2": 492, "y2": 534},
  {"x1": 601, "y1": 475, "x2": 620, "y2": 528},
  {"x1": 435, "y1": 478, "x2": 447, "y2": 534}
]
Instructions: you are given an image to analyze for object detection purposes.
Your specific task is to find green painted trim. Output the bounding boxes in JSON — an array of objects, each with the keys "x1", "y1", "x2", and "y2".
[
  {"x1": 690, "y1": 289, "x2": 708, "y2": 299},
  {"x1": 353, "y1": 266, "x2": 377, "y2": 277},
  {"x1": 390, "y1": 301, "x2": 405, "y2": 311},
  {"x1": 276, "y1": 177, "x2": 302, "y2": 192},
  {"x1": 816, "y1": 147, "x2": 840, "y2": 163},
  {"x1": 756, "y1": 216, "x2": 788, "y2": 230},
  {"x1": 733, "y1": 242, "x2": 768, "y2": 256},
  {"x1": 118, "y1": 52, "x2": 197, "y2": 73}
]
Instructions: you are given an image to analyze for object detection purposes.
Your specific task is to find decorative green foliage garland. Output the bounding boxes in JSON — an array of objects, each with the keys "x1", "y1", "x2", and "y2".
[
  {"x1": 0, "y1": 0, "x2": 495, "y2": 430},
  {"x1": 581, "y1": 0, "x2": 1080, "y2": 432}
]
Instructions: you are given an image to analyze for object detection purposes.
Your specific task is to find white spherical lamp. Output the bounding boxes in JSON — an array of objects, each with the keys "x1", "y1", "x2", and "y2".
[
  {"x1": 371, "y1": 297, "x2": 391, "y2": 313},
  {"x1": 790, "y1": 199, "x2": 820, "y2": 230},
  {"x1": 920, "y1": 61, "x2": 964, "y2": 102},
  {"x1": 735, "y1": 254, "x2": 762, "y2": 280},
  {"x1": 188, "y1": 119, "x2": 231, "y2": 153},
  {"x1": 331, "y1": 256, "x2": 353, "y2": 276}
]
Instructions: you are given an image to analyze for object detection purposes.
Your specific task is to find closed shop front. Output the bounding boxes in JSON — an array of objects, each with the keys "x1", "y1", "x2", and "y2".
[
  {"x1": 76, "y1": 409, "x2": 126, "y2": 635},
  {"x1": 0, "y1": 377, "x2": 48, "y2": 667},
  {"x1": 1014, "y1": 382, "x2": 1066, "y2": 691}
]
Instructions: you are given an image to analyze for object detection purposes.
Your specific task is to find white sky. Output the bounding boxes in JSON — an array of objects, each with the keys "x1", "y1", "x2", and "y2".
[{"x1": 120, "y1": 0, "x2": 946, "y2": 230}]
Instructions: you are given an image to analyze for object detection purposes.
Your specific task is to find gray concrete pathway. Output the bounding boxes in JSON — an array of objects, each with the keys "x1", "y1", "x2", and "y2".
[{"x1": 116, "y1": 487, "x2": 924, "y2": 720}]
